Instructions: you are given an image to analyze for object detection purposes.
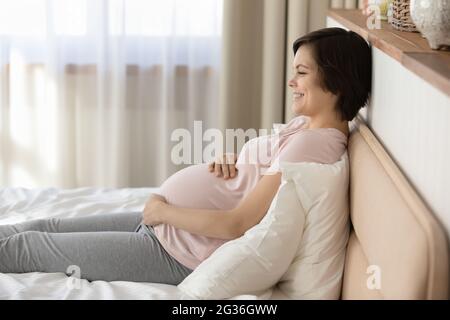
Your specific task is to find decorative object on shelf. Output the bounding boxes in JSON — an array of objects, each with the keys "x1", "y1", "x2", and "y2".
[
  {"x1": 387, "y1": 0, "x2": 394, "y2": 23},
  {"x1": 378, "y1": 0, "x2": 393, "y2": 20},
  {"x1": 410, "y1": 0, "x2": 450, "y2": 50},
  {"x1": 363, "y1": 0, "x2": 393, "y2": 21},
  {"x1": 390, "y1": 0, "x2": 418, "y2": 32}
]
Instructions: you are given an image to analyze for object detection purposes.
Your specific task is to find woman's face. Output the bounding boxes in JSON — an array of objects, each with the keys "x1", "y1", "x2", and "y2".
[{"x1": 288, "y1": 45, "x2": 337, "y2": 118}]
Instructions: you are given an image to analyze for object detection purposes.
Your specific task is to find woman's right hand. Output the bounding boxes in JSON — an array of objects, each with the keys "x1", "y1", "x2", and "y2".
[
  {"x1": 142, "y1": 194, "x2": 167, "y2": 226},
  {"x1": 208, "y1": 153, "x2": 238, "y2": 180}
]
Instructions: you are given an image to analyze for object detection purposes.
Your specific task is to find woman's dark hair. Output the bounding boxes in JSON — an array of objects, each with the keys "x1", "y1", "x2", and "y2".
[{"x1": 293, "y1": 27, "x2": 372, "y2": 121}]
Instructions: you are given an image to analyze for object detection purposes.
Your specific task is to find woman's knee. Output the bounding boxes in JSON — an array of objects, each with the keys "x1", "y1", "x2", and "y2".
[
  {"x1": 15, "y1": 219, "x2": 45, "y2": 233},
  {"x1": 0, "y1": 230, "x2": 46, "y2": 272},
  {"x1": 5, "y1": 230, "x2": 44, "y2": 246}
]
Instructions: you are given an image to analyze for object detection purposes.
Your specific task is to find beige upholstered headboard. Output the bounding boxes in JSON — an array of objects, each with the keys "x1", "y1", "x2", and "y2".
[{"x1": 342, "y1": 117, "x2": 449, "y2": 300}]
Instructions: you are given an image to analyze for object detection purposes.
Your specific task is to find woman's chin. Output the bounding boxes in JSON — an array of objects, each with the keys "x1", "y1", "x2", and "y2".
[{"x1": 291, "y1": 103, "x2": 303, "y2": 116}]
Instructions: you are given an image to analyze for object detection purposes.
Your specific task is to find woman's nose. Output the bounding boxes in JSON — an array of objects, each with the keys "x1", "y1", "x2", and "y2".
[{"x1": 288, "y1": 78, "x2": 295, "y2": 88}]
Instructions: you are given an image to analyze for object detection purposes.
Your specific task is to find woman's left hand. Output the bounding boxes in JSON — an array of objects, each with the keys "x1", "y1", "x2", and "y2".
[{"x1": 142, "y1": 194, "x2": 167, "y2": 226}]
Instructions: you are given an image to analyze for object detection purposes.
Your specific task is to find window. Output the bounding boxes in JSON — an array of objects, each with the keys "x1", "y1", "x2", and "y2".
[{"x1": 0, "y1": 0, "x2": 223, "y2": 64}]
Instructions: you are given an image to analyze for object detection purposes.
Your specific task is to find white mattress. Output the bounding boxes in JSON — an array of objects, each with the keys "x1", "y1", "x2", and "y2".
[{"x1": 0, "y1": 187, "x2": 286, "y2": 300}]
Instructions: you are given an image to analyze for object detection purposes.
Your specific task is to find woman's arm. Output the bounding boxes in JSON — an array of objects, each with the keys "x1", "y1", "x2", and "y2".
[
  {"x1": 148, "y1": 172, "x2": 282, "y2": 240},
  {"x1": 232, "y1": 172, "x2": 281, "y2": 236},
  {"x1": 156, "y1": 205, "x2": 236, "y2": 240}
]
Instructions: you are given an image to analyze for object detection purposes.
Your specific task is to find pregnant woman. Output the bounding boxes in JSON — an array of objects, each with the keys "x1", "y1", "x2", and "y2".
[{"x1": 0, "y1": 28, "x2": 371, "y2": 285}]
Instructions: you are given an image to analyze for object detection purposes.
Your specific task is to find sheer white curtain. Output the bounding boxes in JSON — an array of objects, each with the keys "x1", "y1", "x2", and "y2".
[{"x1": 0, "y1": 0, "x2": 223, "y2": 188}]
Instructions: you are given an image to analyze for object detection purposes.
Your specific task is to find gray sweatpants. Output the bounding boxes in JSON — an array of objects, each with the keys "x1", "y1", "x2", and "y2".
[{"x1": 0, "y1": 212, "x2": 193, "y2": 285}]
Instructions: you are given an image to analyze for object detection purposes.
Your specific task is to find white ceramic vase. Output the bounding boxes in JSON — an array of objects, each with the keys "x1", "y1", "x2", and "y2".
[{"x1": 410, "y1": 0, "x2": 450, "y2": 50}]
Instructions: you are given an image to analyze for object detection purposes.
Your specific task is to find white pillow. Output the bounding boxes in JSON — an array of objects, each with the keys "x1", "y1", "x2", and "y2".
[
  {"x1": 178, "y1": 152, "x2": 350, "y2": 300},
  {"x1": 177, "y1": 170, "x2": 307, "y2": 299},
  {"x1": 277, "y1": 152, "x2": 350, "y2": 299}
]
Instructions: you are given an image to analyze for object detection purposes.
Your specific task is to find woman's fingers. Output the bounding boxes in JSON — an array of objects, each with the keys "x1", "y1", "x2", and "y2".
[
  {"x1": 229, "y1": 164, "x2": 236, "y2": 178},
  {"x1": 150, "y1": 194, "x2": 166, "y2": 202},
  {"x1": 229, "y1": 153, "x2": 237, "y2": 178},
  {"x1": 208, "y1": 161, "x2": 224, "y2": 177},
  {"x1": 222, "y1": 162, "x2": 230, "y2": 179},
  {"x1": 209, "y1": 154, "x2": 238, "y2": 179},
  {"x1": 214, "y1": 162, "x2": 222, "y2": 177},
  {"x1": 222, "y1": 154, "x2": 234, "y2": 179}
]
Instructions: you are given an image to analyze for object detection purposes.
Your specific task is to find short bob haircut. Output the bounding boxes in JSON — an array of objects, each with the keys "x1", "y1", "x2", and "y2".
[{"x1": 293, "y1": 27, "x2": 372, "y2": 121}]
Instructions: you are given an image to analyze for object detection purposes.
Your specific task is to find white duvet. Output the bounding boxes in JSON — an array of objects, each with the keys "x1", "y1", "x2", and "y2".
[{"x1": 0, "y1": 187, "x2": 283, "y2": 300}]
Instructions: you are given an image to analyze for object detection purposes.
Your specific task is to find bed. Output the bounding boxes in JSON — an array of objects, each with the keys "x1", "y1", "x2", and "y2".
[{"x1": 0, "y1": 117, "x2": 448, "y2": 299}]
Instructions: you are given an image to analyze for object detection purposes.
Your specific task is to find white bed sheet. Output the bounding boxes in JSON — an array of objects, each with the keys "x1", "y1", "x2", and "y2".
[{"x1": 0, "y1": 187, "x2": 285, "y2": 300}]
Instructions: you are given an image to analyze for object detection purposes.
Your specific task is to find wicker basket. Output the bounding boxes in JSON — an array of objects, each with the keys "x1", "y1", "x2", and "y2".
[{"x1": 389, "y1": 0, "x2": 418, "y2": 32}]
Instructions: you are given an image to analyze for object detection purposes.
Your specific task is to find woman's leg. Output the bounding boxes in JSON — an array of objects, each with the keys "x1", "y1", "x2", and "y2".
[
  {"x1": 0, "y1": 228, "x2": 193, "y2": 285},
  {"x1": 0, "y1": 212, "x2": 143, "y2": 239}
]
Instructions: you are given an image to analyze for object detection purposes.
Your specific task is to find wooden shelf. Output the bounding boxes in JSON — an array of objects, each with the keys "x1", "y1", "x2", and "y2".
[{"x1": 328, "y1": 9, "x2": 450, "y2": 97}]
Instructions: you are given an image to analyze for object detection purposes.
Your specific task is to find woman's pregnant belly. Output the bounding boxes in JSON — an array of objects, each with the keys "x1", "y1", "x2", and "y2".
[
  {"x1": 153, "y1": 163, "x2": 261, "y2": 268},
  {"x1": 159, "y1": 163, "x2": 249, "y2": 211}
]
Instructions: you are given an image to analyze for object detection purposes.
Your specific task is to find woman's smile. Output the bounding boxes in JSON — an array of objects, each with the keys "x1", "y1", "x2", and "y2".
[{"x1": 293, "y1": 92, "x2": 305, "y2": 100}]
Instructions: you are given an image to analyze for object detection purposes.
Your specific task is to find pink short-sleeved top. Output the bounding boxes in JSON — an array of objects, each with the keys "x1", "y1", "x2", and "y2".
[{"x1": 153, "y1": 115, "x2": 348, "y2": 270}]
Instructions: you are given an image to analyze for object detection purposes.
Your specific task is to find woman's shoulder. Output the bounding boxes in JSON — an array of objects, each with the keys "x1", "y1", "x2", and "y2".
[{"x1": 277, "y1": 126, "x2": 347, "y2": 163}]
